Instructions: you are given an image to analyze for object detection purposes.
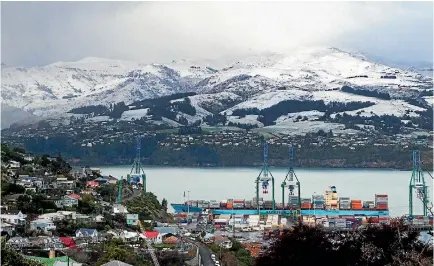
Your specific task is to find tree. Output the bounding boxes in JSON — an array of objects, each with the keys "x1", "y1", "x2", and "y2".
[
  {"x1": 256, "y1": 220, "x2": 433, "y2": 266},
  {"x1": 162, "y1": 198, "x2": 168, "y2": 212}
]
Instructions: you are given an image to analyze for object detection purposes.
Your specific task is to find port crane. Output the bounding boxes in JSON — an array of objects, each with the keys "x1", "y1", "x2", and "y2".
[
  {"x1": 116, "y1": 136, "x2": 148, "y2": 203},
  {"x1": 409, "y1": 150, "x2": 430, "y2": 216},
  {"x1": 281, "y1": 144, "x2": 301, "y2": 216},
  {"x1": 255, "y1": 140, "x2": 276, "y2": 212},
  {"x1": 138, "y1": 220, "x2": 160, "y2": 266},
  {"x1": 127, "y1": 136, "x2": 147, "y2": 194}
]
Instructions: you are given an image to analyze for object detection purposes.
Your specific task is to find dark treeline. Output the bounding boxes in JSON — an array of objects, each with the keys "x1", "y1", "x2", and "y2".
[
  {"x1": 256, "y1": 100, "x2": 375, "y2": 126},
  {"x1": 130, "y1": 92, "x2": 197, "y2": 110},
  {"x1": 203, "y1": 114, "x2": 227, "y2": 126},
  {"x1": 67, "y1": 102, "x2": 129, "y2": 119},
  {"x1": 17, "y1": 135, "x2": 432, "y2": 169},
  {"x1": 328, "y1": 113, "x2": 403, "y2": 135},
  {"x1": 341, "y1": 85, "x2": 391, "y2": 100}
]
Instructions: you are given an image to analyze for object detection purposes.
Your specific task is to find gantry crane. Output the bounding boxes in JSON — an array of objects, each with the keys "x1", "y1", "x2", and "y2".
[
  {"x1": 255, "y1": 140, "x2": 276, "y2": 212},
  {"x1": 409, "y1": 150, "x2": 430, "y2": 216},
  {"x1": 281, "y1": 144, "x2": 301, "y2": 217},
  {"x1": 127, "y1": 136, "x2": 147, "y2": 194}
]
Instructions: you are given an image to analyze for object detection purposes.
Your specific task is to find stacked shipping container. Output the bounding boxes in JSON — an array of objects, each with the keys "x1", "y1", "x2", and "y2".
[{"x1": 375, "y1": 195, "x2": 388, "y2": 210}]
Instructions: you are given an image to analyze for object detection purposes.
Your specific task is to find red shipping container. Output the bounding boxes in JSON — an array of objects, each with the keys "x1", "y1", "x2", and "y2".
[{"x1": 375, "y1": 194, "x2": 388, "y2": 197}]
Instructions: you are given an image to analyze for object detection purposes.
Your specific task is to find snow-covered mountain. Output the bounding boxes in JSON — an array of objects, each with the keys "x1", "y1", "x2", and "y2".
[{"x1": 1, "y1": 47, "x2": 432, "y2": 130}]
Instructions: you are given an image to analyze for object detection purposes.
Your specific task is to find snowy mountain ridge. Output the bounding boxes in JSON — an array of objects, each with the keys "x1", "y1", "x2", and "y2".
[{"x1": 1, "y1": 47, "x2": 432, "y2": 129}]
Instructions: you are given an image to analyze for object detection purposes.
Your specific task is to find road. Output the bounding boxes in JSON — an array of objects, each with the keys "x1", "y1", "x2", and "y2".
[{"x1": 183, "y1": 238, "x2": 216, "y2": 266}]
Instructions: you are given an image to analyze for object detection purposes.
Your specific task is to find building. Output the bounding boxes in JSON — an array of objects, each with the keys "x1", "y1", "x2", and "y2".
[
  {"x1": 59, "y1": 237, "x2": 77, "y2": 248},
  {"x1": 30, "y1": 219, "x2": 57, "y2": 232},
  {"x1": 75, "y1": 228, "x2": 99, "y2": 238},
  {"x1": 113, "y1": 204, "x2": 129, "y2": 214},
  {"x1": 8, "y1": 160, "x2": 20, "y2": 169},
  {"x1": 142, "y1": 231, "x2": 162, "y2": 244},
  {"x1": 0, "y1": 210, "x2": 27, "y2": 225},
  {"x1": 53, "y1": 195, "x2": 79, "y2": 208},
  {"x1": 126, "y1": 214, "x2": 138, "y2": 225},
  {"x1": 0, "y1": 222, "x2": 16, "y2": 236}
]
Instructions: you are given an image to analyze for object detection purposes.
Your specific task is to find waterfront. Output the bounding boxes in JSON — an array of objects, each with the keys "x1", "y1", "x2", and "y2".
[{"x1": 96, "y1": 166, "x2": 432, "y2": 217}]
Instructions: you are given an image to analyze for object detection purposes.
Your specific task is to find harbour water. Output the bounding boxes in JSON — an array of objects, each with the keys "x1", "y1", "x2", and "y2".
[{"x1": 96, "y1": 166, "x2": 432, "y2": 217}]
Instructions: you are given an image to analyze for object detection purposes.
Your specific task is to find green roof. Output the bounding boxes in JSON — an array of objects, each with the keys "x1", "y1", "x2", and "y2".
[{"x1": 25, "y1": 256, "x2": 77, "y2": 266}]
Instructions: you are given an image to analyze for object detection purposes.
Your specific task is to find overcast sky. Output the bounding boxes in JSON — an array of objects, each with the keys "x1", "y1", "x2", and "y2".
[{"x1": 1, "y1": 1, "x2": 433, "y2": 67}]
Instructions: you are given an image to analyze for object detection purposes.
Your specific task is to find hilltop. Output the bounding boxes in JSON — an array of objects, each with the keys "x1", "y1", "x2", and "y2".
[{"x1": 2, "y1": 47, "x2": 432, "y2": 136}]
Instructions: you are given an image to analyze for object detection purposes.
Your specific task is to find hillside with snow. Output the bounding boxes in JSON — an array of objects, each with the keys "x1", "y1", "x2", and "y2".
[{"x1": 1, "y1": 47, "x2": 432, "y2": 133}]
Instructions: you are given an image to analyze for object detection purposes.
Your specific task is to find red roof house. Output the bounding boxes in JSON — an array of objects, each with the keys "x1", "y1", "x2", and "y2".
[
  {"x1": 142, "y1": 231, "x2": 162, "y2": 244},
  {"x1": 59, "y1": 237, "x2": 77, "y2": 248},
  {"x1": 87, "y1": 181, "x2": 99, "y2": 188},
  {"x1": 68, "y1": 194, "x2": 82, "y2": 200}
]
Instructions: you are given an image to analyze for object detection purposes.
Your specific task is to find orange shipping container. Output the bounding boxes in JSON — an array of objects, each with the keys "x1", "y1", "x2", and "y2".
[
  {"x1": 351, "y1": 200, "x2": 362, "y2": 203},
  {"x1": 227, "y1": 203, "x2": 233, "y2": 209}
]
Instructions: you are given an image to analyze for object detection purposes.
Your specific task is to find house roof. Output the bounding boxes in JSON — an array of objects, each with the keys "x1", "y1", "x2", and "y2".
[
  {"x1": 76, "y1": 228, "x2": 97, "y2": 236},
  {"x1": 153, "y1": 227, "x2": 179, "y2": 234},
  {"x1": 59, "y1": 237, "x2": 77, "y2": 248},
  {"x1": 143, "y1": 231, "x2": 159, "y2": 238},
  {"x1": 1, "y1": 209, "x2": 22, "y2": 215},
  {"x1": 26, "y1": 256, "x2": 79, "y2": 266},
  {"x1": 101, "y1": 260, "x2": 133, "y2": 266},
  {"x1": 68, "y1": 194, "x2": 81, "y2": 200}
]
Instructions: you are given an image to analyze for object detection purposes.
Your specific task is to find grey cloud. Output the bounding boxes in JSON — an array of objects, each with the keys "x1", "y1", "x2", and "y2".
[{"x1": 1, "y1": 1, "x2": 432, "y2": 67}]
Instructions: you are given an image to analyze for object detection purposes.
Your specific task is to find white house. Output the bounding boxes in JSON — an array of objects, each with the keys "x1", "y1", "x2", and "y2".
[
  {"x1": 142, "y1": 231, "x2": 162, "y2": 244},
  {"x1": 8, "y1": 160, "x2": 20, "y2": 169},
  {"x1": 75, "y1": 228, "x2": 99, "y2": 238},
  {"x1": 113, "y1": 204, "x2": 129, "y2": 214},
  {"x1": 0, "y1": 210, "x2": 27, "y2": 225},
  {"x1": 30, "y1": 219, "x2": 57, "y2": 232}
]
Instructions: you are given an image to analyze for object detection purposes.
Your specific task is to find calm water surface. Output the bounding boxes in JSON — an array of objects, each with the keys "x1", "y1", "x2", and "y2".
[{"x1": 96, "y1": 166, "x2": 432, "y2": 217}]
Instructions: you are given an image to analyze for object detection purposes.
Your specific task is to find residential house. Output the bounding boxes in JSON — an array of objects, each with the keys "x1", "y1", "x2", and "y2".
[
  {"x1": 24, "y1": 155, "x2": 35, "y2": 162},
  {"x1": 107, "y1": 176, "x2": 118, "y2": 185},
  {"x1": 28, "y1": 237, "x2": 64, "y2": 250},
  {"x1": 59, "y1": 237, "x2": 77, "y2": 248},
  {"x1": 126, "y1": 214, "x2": 138, "y2": 225},
  {"x1": 0, "y1": 222, "x2": 16, "y2": 236},
  {"x1": 7, "y1": 237, "x2": 31, "y2": 249},
  {"x1": 94, "y1": 177, "x2": 108, "y2": 184},
  {"x1": 94, "y1": 215, "x2": 105, "y2": 223},
  {"x1": 76, "y1": 214, "x2": 92, "y2": 224},
  {"x1": 142, "y1": 231, "x2": 162, "y2": 244},
  {"x1": 53, "y1": 195, "x2": 79, "y2": 208},
  {"x1": 87, "y1": 181, "x2": 99, "y2": 188},
  {"x1": 75, "y1": 228, "x2": 99, "y2": 239},
  {"x1": 90, "y1": 168, "x2": 101, "y2": 175},
  {"x1": 8, "y1": 160, "x2": 20, "y2": 169},
  {"x1": 0, "y1": 210, "x2": 27, "y2": 225},
  {"x1": 113, "y1": 204, "x2": 129, "y2": 214},
  {"x1": 30, "y1": 219, "x2": 57, "y2": 232},
  {"x1": 162, "y1": 233, "x2": 178, "y2": 244},
  {"x1": 56, "y1": 178, "x2": 75, "y2": 189},
  {"x1": 68, "y1": 193, "x2": 82, "y2": 200},
  {"x1": 153, "y1": 226, "x2": 180, "y2": 235}
]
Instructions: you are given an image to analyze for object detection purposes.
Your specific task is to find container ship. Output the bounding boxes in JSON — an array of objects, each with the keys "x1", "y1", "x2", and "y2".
[{"x1": 171, "y1": 187, "x2": 390, "y2": 217}]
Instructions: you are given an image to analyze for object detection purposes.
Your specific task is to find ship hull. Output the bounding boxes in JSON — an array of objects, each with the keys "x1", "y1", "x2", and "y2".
[{"x1": 171, "y1": 204, "x2": 389, "y2": 216}]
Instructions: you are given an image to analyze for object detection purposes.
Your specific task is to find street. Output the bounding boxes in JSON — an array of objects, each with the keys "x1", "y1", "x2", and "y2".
[{"x1": 183, "y1": 237, "x2": 216, "y2": 266}]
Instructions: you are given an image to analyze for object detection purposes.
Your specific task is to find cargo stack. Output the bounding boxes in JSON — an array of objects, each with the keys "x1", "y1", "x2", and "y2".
[
  {"x1": 264, "y1": 200, "x2": 273, "y2": 209},
  {"x1": 220, "y1": 200, "x2": 228, "y2": 209},
  {"x1": 209, "y1": 200, "x2": 220, "y2": 209},
  {"x1": 336, "y1": 218, "x2": 346, "y2": 228},
  {"x1": 339, "y1": 197, "x2": 351, "y2": 210},
  {"x1": 375, "y1": 195, "x2": 388, "y2": 210},
  {"x1": 275, "y1": 202, "x2": 283, "y2": 209},
  {"x1": 244, "y1": 200, "x2": 253, "y2": 209},
  {"x1": 197, "y1": 200, "x2": 209, "y2": 209},
  {"x1": 233, "y1": 199, "x2": 245, "y2": 209},
  {"x1": 351, "y1": 200, "x2": 362, "y2": 210},
  {"x1": 301, "y1": 198, "x2": 311, "y2": 209},
  {"x1": 325, "y1": 188, "x2": 339, "y2": 210},
  {"x1": 288, "y1": 196, "x2": 300, "y2": 209},
  {"x1": 252, "y1": 197, "x2": 264, "y2": 209},
  {"x1": 227, "y1": 199, "x2": 234, "y2": 210},
  {"x1": 312, "y1": 195, "x2": 325, "y2": 209},
  {"x1": 362, "y1": 201, "x2": 375, "y2": 209}
]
